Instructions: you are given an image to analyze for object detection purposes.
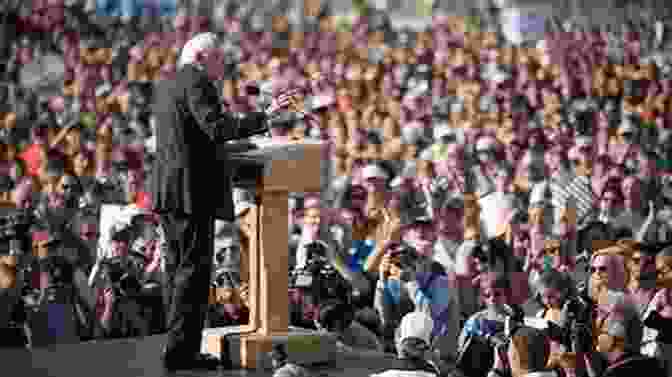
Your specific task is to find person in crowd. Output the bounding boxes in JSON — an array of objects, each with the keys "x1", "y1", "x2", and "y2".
[
  {"x1": 642, "y1": 246, "x2": 672, "y2": 373},
  {"x1": 0, "y1": 252, "x2": 29, "y2": 348},
  {"x1": 316, "y1": 299, "x2": 383, "y2": 352},
  {"x1": 533, "y1": 269, "x2": 589, "y2": 376},
  {"x1": 371, "y1": 311, "x2": 440, "y2": 377},
  {"x1": 488, "y1": 326, "x2": 563, "y2": 377},
  {"x1": 91, "y1": 225, "x2": 149, "y2": 339},
  {"x1": 457, "y1": 271, "x2": 522, "y2": 377},
  {"x1": 24, "y1": 230, "x2": 82, "y2": 347}
]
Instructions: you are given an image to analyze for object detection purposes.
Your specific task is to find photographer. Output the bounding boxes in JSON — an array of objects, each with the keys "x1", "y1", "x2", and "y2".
[
  {"x1": 527, "y1": 269, "x2": 593, "y2": 377},
  {"x1": 0, "y1": 251, "x2": 29, "y2": 348},
  {"x1": 457, "y1": 272, "x2": 519, "y2": 377},
  {"x1": 375, "y1": 242, "x2": 420, "y2": 351},
  {"x1": 207, "y1": 226, "x2": 250, "y2": 327},
  {"x1": 92, "y1": 226, "x2": 149, "y2": 339},
  {"x1": 290, "y1": 240, "x2": 352, "y2": 329},
  {"x1": 208, "y1": 267, "x2": 249, "y2": 327},
  {"x1": 25, "y1": 251, "x2": 80, "y2": 347}
]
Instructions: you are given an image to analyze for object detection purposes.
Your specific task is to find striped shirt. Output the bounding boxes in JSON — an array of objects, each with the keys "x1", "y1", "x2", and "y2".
[{"x1": 549, "y1": 171, "x2": 596, "y2": 227}]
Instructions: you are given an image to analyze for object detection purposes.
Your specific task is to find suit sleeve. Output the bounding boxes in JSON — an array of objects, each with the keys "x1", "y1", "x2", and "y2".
[
  {"x1": 644, "y1": 310, "x2": 672, "y2": 342},
  {"x1": 186, "y1": 73, "x2": 269, "y2": 142}
]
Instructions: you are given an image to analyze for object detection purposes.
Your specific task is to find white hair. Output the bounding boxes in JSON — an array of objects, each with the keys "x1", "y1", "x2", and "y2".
[{"x1": 178, "y1": 32, "x2": 219, "y2": 69}]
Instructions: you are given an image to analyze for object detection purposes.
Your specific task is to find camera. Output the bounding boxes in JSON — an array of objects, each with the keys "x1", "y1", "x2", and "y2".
[
  {"x1": 290, "y1": 241, "x2": 350, "y2": 302},
  {"x1": 99, "y1": 256, "x2": 141, "y2": 298},
  {"x1": 214, "y1": 243, "x2": 240, "y2": 266},
  {"x1": 0, "y1": 210, "x2": 32, "y2": 240},
  {"x1": 388, "y1": 246, "x2": 418, "y2": 276},
  {"x1": 213, "y1": 270, "x2": 241, "y2": 289}
]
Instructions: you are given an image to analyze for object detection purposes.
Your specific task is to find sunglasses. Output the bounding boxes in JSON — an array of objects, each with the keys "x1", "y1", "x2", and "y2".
[
  {"x1": 482, "y1": 290, "x2": 505, "y2": 298},
  {"x1": 590, "y1": 265, "x2": 608, "y2": 274}
]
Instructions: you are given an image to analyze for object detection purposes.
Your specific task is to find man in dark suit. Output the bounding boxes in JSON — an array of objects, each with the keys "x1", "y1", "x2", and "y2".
[{"x1": 151, "y1": 32, "x2": 294, "y2": 371}]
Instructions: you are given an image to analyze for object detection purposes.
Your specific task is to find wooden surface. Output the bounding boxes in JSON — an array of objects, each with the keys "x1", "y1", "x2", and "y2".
[
  {"x1": 209, "y1": 140, "x2": 327, "y2": 368},
  {"x1": 228, "y1": 139, "x2": 324, "y2": 193},
  {"x1": 257, "y1": 190, "x2": 290, "y2": 334}
]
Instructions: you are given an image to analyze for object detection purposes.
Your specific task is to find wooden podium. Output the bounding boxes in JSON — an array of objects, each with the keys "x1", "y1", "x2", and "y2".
[{"x1": 203, "y1": 138, "x2": 338, "y2": 369}]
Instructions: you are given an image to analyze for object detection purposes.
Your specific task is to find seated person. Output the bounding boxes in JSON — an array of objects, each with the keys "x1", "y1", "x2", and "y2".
[
  {"x1": 25, "y1": 254, "x2": 81, "y2": 347},
  {"x1": 316, "y1": 299, "x2": 383, "y2": 352},
  {"x1": 90, "y1": 226, "x2": 149, "y2": 339}
]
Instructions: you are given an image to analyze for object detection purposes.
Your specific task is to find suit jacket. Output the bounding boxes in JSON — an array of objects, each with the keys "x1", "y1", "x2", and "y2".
[{"x1": 151, "y1": 65, "x2": 269, "y2": 221}]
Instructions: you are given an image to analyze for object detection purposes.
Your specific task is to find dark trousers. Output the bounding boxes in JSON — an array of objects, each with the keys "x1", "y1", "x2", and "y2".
[{"x1": 160, "y1": 211, "x2": 215, "y2": 357}]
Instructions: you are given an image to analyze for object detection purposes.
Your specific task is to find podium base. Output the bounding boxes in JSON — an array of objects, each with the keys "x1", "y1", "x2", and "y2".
[{"x1": 202, "y1": 326, "x2": 339, "y2": 370}]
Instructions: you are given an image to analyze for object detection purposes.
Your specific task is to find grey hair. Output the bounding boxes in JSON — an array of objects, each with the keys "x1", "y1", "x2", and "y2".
[{"x1": 178, "y1": 32, "x2": 219, "y2": 69}]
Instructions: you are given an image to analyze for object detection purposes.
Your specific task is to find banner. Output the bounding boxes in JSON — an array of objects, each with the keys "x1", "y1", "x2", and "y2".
[
  {"x1": 500, "y1": 7, "x2": 548, "y2": 45},
  {"x1": 95, "y1": 0, "x2": 177, "y2": 18}
]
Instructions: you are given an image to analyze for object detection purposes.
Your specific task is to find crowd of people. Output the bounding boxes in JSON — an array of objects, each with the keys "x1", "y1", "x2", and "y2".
[{"x1": 2, "y1": 0, "x2": 672, "y2": 377}]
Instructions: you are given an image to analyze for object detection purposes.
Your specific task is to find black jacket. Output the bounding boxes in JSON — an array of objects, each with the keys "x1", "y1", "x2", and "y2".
[
  {"x1": 600, "y1": 353, "x2": 666, "y2": 377},
  {"x1": 150, "y1": 65, "x2": 269, "y2": 221}
]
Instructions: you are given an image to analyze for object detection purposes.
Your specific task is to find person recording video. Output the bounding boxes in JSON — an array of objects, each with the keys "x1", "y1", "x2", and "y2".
[{"x1": 91, "y1": 226, "x2": 149, "y2": 339}]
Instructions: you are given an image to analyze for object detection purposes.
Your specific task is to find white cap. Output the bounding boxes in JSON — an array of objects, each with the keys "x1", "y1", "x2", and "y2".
[
  {"x1": 401, "y1": 125, "x2": 425, "y2": 144},
  {"x1": 575, "y1": 136, "x2": 593, "y2": 147},
  {"x1": 419, "y1": 148, "x2": 434, "y2": 161},
  {"x1": 434, "y1": 124, "x2": 453, "y2": 139},
  {"x1": 362, "y1": 164, "x2": 389, "y2": 181},
  {"x1": 476, "y1": 136, "x2": 498, "y2": 152},
  {"x1": 619, "y1": 118, "x2": 636, "y2": 134},
  {"x1": 390, "y1": 176, "x2": 405, "y2": 188},
  {"x1": 398, "y1": 311, "x2": 434, "y2": 346}
]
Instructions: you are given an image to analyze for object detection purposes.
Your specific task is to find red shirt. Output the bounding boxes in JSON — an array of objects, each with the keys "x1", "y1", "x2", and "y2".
[
  {"x1": 19, "y1": 143, "x2": 44, "y2": 178},
  {"x1": 134, "y1": 191, "x2": 152, "y2": 210}
]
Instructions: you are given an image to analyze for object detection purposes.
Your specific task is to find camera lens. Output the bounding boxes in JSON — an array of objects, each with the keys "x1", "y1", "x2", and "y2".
[{"x1": 215, "y1": 251, "x2": 226, "y2": 265}]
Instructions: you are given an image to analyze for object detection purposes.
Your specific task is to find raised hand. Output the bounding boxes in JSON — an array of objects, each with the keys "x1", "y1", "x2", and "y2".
[{"x1": 265, "y1": 91, "x2": 295, "y2": 116}]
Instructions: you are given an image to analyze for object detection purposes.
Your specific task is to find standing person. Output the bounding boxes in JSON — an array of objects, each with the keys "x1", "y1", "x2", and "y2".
[{"x1": 151, "y1": 32, "x2": 298, "y2": 371}]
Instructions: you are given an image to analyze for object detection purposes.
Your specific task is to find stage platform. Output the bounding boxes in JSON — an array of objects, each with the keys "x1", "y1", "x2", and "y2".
[{"x1": 4, "y1": 334, "x2": 396, "y2": 377}]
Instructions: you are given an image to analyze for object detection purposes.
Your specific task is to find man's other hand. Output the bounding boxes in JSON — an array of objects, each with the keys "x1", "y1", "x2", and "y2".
[{"x1": 265, "y1": 91, "x2": 297, "y2": 117}]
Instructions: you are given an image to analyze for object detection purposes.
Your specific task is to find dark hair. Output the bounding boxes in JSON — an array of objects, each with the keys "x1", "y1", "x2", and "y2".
[
  {"x1": 660, "y1": 246, "x2": 672, "y2": 258},
  {"x1": 537, "y1": 269, "x2": 573, "y2": 296},
  {"x1": 613, "y1": 227, "x2": 633, "y2": 240},
  {"x1": 318, "y1": 300, "x2": 354, "y2": 332},
  {"x1": 509, "y1": 326, "x2": 550, "y2": 371},
  {"x1": 578, "y1": 221, "x2": 612, "y2": 253},
  {"x1": 110, "y1": 227, "x2": 133, "y2": 243},
  {"x1": 480, "y1": 271, "x2": 511, "y2": 291},
  {"x1": 269, "y1": 343, "x2": 288, "y2": 362}
]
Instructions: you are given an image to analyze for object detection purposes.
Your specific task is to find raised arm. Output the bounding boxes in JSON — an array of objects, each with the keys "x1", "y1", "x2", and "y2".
[{"x1": 186, "y1": 73, "x2": 269, "y2": 142}]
